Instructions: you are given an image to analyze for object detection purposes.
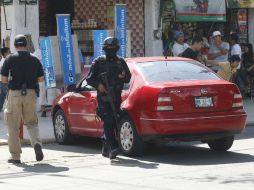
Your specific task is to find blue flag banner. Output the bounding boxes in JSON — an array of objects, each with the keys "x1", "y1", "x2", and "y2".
[
  {"x1": 39, "y1": 37, "x2": 56, "y2": 88},
  {"x1": 93, "y1": 30, "x2": 108, "y2": 60},
  {"x1": 56, "y1": 14, "x2": 77, "y2": 85},
  {"x1": 115, "y1": 4, "x2": 127, "y2": 57}
]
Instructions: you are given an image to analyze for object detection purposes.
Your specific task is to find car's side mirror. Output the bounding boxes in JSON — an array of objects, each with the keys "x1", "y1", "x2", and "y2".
[{"x1": 66, "y1": 84, "x2": 77, "y2": 92}]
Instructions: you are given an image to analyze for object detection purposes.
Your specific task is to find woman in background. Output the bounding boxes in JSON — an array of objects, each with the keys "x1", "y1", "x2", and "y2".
[{"x1": 236, "y1": 43, "x2": 254, "y2": 96}]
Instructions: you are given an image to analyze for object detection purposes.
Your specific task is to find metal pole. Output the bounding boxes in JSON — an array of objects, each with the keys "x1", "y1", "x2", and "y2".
[
  {"x1": 3, "y1": 3, "x2": 11, "y2": 30},
  {"x1": 25, "y1": 0, "x2": 27, "y2": 27}
]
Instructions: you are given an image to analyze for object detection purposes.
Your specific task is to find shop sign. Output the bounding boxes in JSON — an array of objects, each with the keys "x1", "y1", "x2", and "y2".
[
  {"x1": 115, "y1": 4, "x2": 127, "y2": 58},
  {"x1": 56, "y1": 14, "x2": 77, "y2": 85},
  {"x1": 40, "y1": 37, "x2": 56, "y2": 89},
  {"x1": 227, "y1": 0, "x2": 254, "y2": 8},
  {"x1": 93, "y1": 30, "x2": 108, "y2": 60},
  {"x1": 174, "y1": 0, "x2": 226, "y2": 22},
  {"x1": 19, "y1": 0, "x2": 37, "y2": 4}
]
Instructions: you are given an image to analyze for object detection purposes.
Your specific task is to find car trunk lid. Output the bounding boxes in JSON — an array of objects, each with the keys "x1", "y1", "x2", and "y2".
[{"x1": 154, "y1": 80, "x2": 242, "y2": 114}]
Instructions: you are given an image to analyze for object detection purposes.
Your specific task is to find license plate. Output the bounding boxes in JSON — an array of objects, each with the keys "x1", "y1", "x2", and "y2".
[{"x1": 194, "y1": 97, "x2": 213, "y2": 108}]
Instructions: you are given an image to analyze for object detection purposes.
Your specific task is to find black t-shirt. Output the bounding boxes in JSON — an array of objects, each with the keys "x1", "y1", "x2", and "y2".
[
  {"x1": 1, "y1": 51, "x2": 44, "y2": 90},
  {"x1": 181, "y1": 47, "x2": 199, "y2": 60}
]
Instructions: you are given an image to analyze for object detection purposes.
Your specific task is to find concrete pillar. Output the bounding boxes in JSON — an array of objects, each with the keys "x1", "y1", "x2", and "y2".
[
  {"x1": 1, "y1": 0, "x2": 39, "y2": 52},
  {"x1": 144, "y1": 0, "x2": 163, "y2": 56}
]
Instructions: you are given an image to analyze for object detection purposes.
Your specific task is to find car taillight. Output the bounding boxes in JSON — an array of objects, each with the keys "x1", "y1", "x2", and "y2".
[
  {"x1": 232, "y1": 93, "x2": 243, "y2": 108},
  {"x1": 156, "y1": 90, "x2": 173, "y2": 111}
]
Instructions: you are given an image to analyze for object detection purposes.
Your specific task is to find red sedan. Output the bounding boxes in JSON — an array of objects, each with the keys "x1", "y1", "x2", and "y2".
[{"x1": 52, "y1": 57, "x2": 247, "y2": 156}]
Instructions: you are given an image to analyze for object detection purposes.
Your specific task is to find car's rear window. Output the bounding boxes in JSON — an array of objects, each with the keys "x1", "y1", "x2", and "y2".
[{"x1": 137, "y1": 60, "x2": 219, "y2": 82}]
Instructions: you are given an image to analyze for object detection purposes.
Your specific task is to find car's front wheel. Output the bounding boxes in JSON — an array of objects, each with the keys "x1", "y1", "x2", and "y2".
[
  {"x1": 207, "y1": 136, "x2": 234, "y2": 151},
  {"x1": 53, "y1": 109, "x2": 74, "y2": 144},
  {"x1": 118, "y1": 116, "x2": 145, "y2": 156}
]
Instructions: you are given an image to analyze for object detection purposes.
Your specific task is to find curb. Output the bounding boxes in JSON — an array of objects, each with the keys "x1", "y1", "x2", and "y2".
[
  {"x1": 246, "y1": 123, "x2": 254, "y2": 127},
  {"x1": 0, "y1": 138, "x2": 56, "y2": 146}
]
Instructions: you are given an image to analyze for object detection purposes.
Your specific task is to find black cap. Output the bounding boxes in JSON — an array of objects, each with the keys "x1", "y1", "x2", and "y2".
[
  {"x1": 102, "y1": 37, "x2": 119, "y2": 51},
  {"x1": 229, "y1": 55, "x2": 241, "y2": 62},
  {"x1": 14, "y1": 34, "x2": 27, "y2": 47}
]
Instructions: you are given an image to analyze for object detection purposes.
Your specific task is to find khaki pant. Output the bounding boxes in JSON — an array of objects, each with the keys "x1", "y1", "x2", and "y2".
[{"x1": 4, "y1": 90, "x2": 41, "y2": 160}]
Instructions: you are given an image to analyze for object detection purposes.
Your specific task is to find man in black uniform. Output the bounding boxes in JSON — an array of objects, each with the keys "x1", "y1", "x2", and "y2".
[
  {"x1": 87, "y1": 37, "x2": 131, "y2": 159},
  {"x1": 1, "y1": 35, "x2": 44, "y2": 164}
]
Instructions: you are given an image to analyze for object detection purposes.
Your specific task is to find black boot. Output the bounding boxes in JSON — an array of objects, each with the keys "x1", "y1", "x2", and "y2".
[
  {"x1": 41, "y1": 110, "x2": 46, "y2": 117},
  {"x1": 102, "y1": 141, "x2": 109, "y2": 158},
  {"x1": 109, "y1": 148, "x2": 118, "y2": 160}
]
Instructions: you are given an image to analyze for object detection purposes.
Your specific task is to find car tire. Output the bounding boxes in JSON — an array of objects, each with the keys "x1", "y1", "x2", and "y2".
[
  {"x1": 53, "y1": 109, "x2": 74, "y2": 145},
  {"x1": 207, "y1": 136, "x2": 234, "y2": 151},
  {"x1": 118, "y1": 116, "x2": 145, "y2": 156}
]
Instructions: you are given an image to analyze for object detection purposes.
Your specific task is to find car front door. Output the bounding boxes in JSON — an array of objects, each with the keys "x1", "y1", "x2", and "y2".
[{"x1": 68, "y1": 80, "x2": 99, "y2": 137}]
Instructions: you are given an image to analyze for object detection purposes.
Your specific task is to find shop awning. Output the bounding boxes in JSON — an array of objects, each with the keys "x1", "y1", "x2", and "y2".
[{"x1": 174, "y1": 0, "x2": 226, "y2": 22}]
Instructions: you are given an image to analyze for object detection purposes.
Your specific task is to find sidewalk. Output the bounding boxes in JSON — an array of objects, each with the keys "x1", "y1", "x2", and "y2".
[
  {"x1": 1, "y1": 99, "x2": 254, "y2": 146},
  {"x1": 0, "y1": 111, "x2": 55, "y2": 145}
]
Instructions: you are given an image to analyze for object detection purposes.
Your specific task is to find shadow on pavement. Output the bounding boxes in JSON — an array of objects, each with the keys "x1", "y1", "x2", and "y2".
[
  {"x1": 0, "y1": 163, "x2": 69, "y2": 180},
  {"x1": 44, "y1": 137, "x2": 102, "y2": 155},
  {"x1": 43, "y1": 129, "x2": 254, "y2": 168},
  {"x1": 135, "y1": 143, "x2": 254, "y2": 166},
  {"x1": 110, "y1": 157, "x2": 159, "y2": 169},
  {"x1": 18, "y1": 163, "x2": 69, "y2": 173}
]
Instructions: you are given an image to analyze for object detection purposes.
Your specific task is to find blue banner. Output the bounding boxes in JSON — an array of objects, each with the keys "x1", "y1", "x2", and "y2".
[
  {"x1": 115, "y1": 4, "x2": 127, "y2": 58},
  {"x1": 57, "y1": 14, "x2": 77, "y2": 85},
  {"x1": 93, "y1": 30, "x2": 108, "y2": 60},
  {"x1": 39, "y1": 37, "x2": 56, "y2": 88}
]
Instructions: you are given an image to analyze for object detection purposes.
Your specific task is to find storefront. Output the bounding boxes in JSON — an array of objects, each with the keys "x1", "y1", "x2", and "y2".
[
  {"x1": 158, "y1": 0, "x2": 250, "y2": 56},
  {"x1": 72, "y1": 0, "x2": 145, "y2": 62}
]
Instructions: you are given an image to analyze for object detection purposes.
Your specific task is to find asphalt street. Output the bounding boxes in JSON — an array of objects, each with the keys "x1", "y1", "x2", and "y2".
[{"x1": 0, "y1": 125, "x2": 253, "y2": 190}]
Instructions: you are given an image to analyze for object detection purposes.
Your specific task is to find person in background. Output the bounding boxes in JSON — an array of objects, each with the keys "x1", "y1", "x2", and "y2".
[
  {"x1": 0, "y1": 47, "x2": 11, "y2": 112},
  {"x1": 172, "y1": 31, "x2": 189, "y2": 56},
  {"x1": 181, "y1": 36, "x2": 204, "y2": 62},
  {"x1": 208, "y1": 55, "x2": 241, "y2": 82},
  {"x1": 236, "y1": 43, "x2": 254, "y2": 96},
  {"x1": 33, "y1": 41, "x2": 47, "y2": 117},
  {"x1": 229, "y1": 32, "x2": 242, "y2": 59},
  {"x1": 208, "y1": 31, "x2": 230, "y2": 71}
]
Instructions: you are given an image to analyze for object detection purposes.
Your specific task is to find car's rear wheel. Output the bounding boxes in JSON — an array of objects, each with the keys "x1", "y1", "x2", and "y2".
[
  {"x1": 53, "y1": 109, "x2": 74, "y2": 144},
  {"x1": 207, "y1": 136, "x2": 234, "y2": 151},
  {"x1": 118, "y1": 116, "x2": 145, "y2": 156}
]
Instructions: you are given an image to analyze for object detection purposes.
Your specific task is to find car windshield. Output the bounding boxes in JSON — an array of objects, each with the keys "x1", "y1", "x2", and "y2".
[{"x1": 137, "y1": 60, "x2": 219, "y2": 82}]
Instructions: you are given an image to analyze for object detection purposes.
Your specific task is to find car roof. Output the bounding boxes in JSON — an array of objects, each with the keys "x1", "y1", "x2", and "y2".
[{"x1": 125, "y1": 56, "x2": 192, "y2": 63}]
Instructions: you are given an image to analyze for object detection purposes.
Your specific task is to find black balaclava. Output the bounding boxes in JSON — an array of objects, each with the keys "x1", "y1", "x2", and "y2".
[{"x1": 105, "y1": 48, "x2": 118, "y2": 59}]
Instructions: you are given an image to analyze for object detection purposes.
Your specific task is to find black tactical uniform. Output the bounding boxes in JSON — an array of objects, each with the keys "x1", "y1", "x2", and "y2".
[{"x1": 87, "y1": 37, "x2": 131, "y2": 159}]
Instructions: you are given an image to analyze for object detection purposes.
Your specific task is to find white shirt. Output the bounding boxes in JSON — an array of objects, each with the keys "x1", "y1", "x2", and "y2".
[
  {"x1": 0, "y1": 58, "x2": 5, "y2": 82},
  {"x1": 231, "y1": 44, "x2": 242, "y2": 58},
  {"x1": 172, "y1": 42, "x2": 189, "y2": 56},
  {"x1": 208, "y1": 41, "x2": 230, "y2": 62},
  {"x1": 231, "y1": 44, "x2": 242, "y2": 69}
]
